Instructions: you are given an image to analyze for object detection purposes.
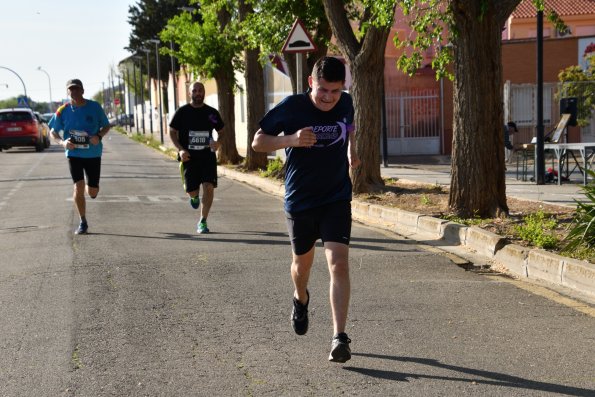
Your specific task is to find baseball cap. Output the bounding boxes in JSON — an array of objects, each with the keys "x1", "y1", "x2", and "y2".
[{"x1": 66, "y1": 79, "x2": 84, "y2": 89}]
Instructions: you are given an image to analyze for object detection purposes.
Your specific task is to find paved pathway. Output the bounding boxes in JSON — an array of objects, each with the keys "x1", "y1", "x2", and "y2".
[{"x1": 380, "y1": 155, "x2": 586, "y2": 207}]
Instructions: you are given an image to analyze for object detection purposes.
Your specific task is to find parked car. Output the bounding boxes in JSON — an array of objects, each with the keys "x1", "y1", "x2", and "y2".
[
  {"x1": 120, "y1": 114, "x2": 135, "y2": 127},
  {"x1": 42, "y1": 112, "x2": 55, "y2": 123},
  {"x1": 34, "y1": 112, "x2": 51, "y2": 149},
  {"x1": 0, "y1": 108, "x2": 50, "y2": 152}
]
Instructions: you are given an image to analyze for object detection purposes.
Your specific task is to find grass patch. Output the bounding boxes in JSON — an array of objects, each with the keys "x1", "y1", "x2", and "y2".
[
  {"x1": 259, "y1": 157, "x2": 285, "y2": 181},
  {"x1": 515, "y1": 210, "x2": 559, "y2": 249}
]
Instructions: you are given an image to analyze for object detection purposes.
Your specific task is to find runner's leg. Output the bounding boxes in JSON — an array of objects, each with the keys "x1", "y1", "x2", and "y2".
[
  {"x1": 73, "y1": 180, "x2": 86, "y2": 219},
  {"x1": 200, "y1": 182, "x2": 214, "y2": 220},
  {"x1": 291, "y1": 246, "x2": 315, "y2": 304},
  {"x1": 324, "y1": 242, "x2": 350, "y2": 334}
]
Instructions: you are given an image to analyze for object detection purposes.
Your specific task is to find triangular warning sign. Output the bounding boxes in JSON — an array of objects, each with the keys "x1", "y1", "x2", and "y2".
[{"x1": 282, "y1": 18, "x2": 317, "y2": 53}]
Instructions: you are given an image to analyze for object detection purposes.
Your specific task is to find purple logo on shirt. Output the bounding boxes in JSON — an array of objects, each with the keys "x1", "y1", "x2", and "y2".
[
  {"x1": 209, "y1": 114, "x2": 219, "y2": 125},
  {"x1": 312, "y1": 122, "x2": 352, "y2": 148}
]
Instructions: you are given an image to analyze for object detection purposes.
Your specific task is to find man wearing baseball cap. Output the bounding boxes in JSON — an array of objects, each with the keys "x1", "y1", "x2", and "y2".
[{"x1": 49, "y1": 78, "x2": 111, "y2": 235}]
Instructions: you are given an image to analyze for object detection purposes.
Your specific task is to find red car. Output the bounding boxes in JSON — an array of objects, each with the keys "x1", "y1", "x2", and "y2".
[{"x1": 0, "y1": 108, "x2": 50, "y2": 152}]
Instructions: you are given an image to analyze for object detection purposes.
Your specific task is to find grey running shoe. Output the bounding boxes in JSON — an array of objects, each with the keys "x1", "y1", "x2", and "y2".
[
  {"x1": 75, "y1": 221, "x2": 88, "y2": 235},
  {"x1": 291, "y1": 290, "x2": 309, "y2": 335},
  {"x1": 328, "y1": 333, "x2": 351, "y2": 363}
]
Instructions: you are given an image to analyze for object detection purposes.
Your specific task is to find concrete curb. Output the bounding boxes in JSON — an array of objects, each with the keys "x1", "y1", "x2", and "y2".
[{"x1": 219, "y1": 166, "x2": 595, "y2": 300}]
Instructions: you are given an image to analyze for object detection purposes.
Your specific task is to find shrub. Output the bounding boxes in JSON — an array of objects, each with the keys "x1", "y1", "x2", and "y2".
[
  {"x1": 515, "y1": 210, "x2": 558, "y2": 249},
  {"x1": 260, "y1": 157, "x2": 286, "y2": 181},
  {"x1": 562, "y1": 169, "x2": 595, "y2": 254}
]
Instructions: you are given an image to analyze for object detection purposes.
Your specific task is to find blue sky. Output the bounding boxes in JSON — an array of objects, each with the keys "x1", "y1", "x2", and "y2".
[{"x1": 1, "y1": 0, "x2": 136, "y2": 104}]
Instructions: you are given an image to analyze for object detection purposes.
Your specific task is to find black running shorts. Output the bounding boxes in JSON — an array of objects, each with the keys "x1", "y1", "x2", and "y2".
[
  {"x1": 180, "y1": 151, "x2": 217, "y2": 193},
  {"x1": 68, "y1": 157, "x2": 101, "y2": 188},
  {"x1": 285, "y1": 200, "x2": 352, "y2": 256}
]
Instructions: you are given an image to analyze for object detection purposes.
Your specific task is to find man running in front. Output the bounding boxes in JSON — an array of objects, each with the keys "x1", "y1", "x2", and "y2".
[{"x1": 252, "y1": 56, "x2": 360, "y2": 363}]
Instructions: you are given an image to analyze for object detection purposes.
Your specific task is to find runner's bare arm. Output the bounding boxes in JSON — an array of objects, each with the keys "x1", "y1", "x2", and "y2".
[
  {"x1": 252, "y1": 128, "x2": 317, "y2": 152},
  {"x1": 170, "y1": 126, "x2": 190, "y2": 161}
]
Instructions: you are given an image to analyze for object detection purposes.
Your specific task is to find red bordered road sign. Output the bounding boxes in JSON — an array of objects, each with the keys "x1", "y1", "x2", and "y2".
[{"x1": 282, "y1": 18, "x2": 317, "y2": 53}]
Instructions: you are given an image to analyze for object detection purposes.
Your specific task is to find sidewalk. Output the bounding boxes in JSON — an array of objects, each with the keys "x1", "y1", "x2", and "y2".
[{"x1": 381, "y1": 155, "x2": 586, "y2": 207}]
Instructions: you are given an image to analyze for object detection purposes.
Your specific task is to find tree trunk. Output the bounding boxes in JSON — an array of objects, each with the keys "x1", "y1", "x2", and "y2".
[
  {"x1": 323, "y1": 0, "x2": 392, "y2": 193},
  {"x1": 349, "y1": 47, "x2": 386, "y2": 192},
  {"x1": 244, "y1": 47, "x2": 267, "y2": 170},
  {"x1": 215, "y1": 68, "x2": 242, "y2": 165},
  {"x1": 448, "y1": 0, "x2": 519, "y2": 218},
  {"x1": 239, "y1": 0, "x2": 267, "y2": 170}
]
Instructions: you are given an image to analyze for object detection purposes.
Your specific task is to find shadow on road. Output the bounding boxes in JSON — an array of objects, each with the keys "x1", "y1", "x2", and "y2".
[
  {"x1": 88, "y1": 231, "x2": 416, "y2": 252},
  {"x1": 346, "y1": 353, "x2": 595, "y2": 396}
]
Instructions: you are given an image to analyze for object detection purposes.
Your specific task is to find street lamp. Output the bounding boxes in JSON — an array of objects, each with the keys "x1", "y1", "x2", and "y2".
[
  {"x1": 170, "y1": 40, "x2": 178, "y2": 111},
  {"x1": 134, "y1": 55, "x2": 146, "y2": 135},
  {"x1": 140, "y1": 47, "x2": 153, "y2": 136},
  {"x1": 131, "y1": 57, "x2": 140, "y2": 133},
  {"x1": 147, "y1": 39, "x2": 164, "y2": 144},
  {"x1": 0, "y1": 66, "x2": 28, "y2": 105},
  {"x1": 37, "y1": 66, "x2": 53, "y2": 113}
]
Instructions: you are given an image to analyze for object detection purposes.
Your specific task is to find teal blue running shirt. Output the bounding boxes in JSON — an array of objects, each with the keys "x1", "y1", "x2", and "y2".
[{"x1": 49, "y1": 100, "x2": 110, "y2": 158}]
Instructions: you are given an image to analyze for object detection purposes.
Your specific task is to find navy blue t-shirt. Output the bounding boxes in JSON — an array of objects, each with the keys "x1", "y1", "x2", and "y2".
[{"x1": 259, "y1": 92, "x2": 355, "y2": 213}]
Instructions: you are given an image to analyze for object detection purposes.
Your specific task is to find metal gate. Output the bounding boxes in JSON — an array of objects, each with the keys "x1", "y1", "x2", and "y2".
[{"x1": 384, "y1": 89, "x2": 441, "y2": 155}]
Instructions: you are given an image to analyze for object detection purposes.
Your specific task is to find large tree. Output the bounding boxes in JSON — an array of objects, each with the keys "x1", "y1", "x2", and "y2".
[
  {"x1": 448, "y1": 0, "x2": 519, "y2": 218},
  {"x1": 127, "y1": 0, "x2": 188, "y2": 82},
  {"x1": 162, "y1": 1, "x2": 242, "y2": 164},
  {"x1": 322, "y1": 0, "x2": 396, "y2": 192},
  {"x1": 395, "y1": 0, "x2": 564, "y2": 218},
  {"x1": 239, "y1": 0, "x2": 267, "y2": 170}
]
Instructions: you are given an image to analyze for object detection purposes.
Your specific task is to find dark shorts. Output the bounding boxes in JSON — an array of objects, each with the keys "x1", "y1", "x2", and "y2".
[
  {"x1": 285, "y1": 200, "x2": 352, "y2": 256},
  {"x1": 179, "y1": 151, "x2": 217, "y2": 193},
  {"x1": 68, "y1": 157, "x2": 101, "y2": 188}
]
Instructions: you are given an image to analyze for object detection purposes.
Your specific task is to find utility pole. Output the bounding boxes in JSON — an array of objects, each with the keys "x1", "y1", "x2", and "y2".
[
  {"x1": 132, "y1": 58, "x2": 139, "y2": 133},
  {"x1": 148, "y1": 39, "x2": 164, "y2": 144},
  {"x1": 141, "y1": 47, "x2": 153, "y2": 136}
]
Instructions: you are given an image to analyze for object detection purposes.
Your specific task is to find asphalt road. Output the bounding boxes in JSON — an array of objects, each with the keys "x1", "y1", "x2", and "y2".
[{"x1": 1, "y1": 133, "x2": 594, "y2": 397}]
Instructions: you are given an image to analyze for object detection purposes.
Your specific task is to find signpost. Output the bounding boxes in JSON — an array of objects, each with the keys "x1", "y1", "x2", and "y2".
[{"x1": 282, "y1": 18, "x2": 317, "y2": 93}]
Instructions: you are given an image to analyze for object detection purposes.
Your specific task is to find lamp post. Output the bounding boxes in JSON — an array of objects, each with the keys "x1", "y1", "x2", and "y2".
[
  {"x1": 0, "y1": 66, "x2": 28, "y2": 106},
  {"x1": 170, "y1": 40, "x2": 178, "y2": 110},
  {"x1": 122, "y1": 67, "x2": 131, "y2": 132},
  {"x1": 37, "y1": 66, "x2": 53, "y2": 112},
  {"x1": 147, "y1": 39, "x2": 164, "y2": 144},
  {"x1": 131, "y1": 57, "x2": 139, "y2": 133},
  {"x1": 535, "y1": 10, "x2": 545, "y2": 185},
  {"x1": 136, "y1": 55, "x2": 146, "y2": 135},
  {"x1": 140, "y1": 47, "x2": 153, "y2": 136}
]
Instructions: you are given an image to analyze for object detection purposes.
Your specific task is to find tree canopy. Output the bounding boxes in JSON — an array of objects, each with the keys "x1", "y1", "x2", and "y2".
[
  {"x1": 127, "y1": 0, "x2": 189, "y2": 81},
  {"x1": 558, "y1": 55, "x2": 595, "y2": 127}
]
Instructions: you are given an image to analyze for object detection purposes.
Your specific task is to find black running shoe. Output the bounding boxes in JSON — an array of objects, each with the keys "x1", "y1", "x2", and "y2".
[
  {"x1": 291, "y1": 290, "x2": 309, "y2": 335},
  {"x1": 75, "y1": 221, "x2": 88, "y2": 235},
  {"x1": 328, "y1": 333, "x2": 351, "y2": 363}
]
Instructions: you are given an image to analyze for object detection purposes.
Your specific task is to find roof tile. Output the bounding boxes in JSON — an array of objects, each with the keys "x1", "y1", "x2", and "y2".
[{"x1": 512, "y1": 0, "x2": 595, "y2": 18}]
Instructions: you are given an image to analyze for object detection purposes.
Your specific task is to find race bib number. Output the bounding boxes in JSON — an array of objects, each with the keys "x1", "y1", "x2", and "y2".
[
  {"x1": 188, "y1": 130, "x2": 209, "y2": 150},
  {"x1": 70, "y1": 130, "x2": 89, "y2": 149}
]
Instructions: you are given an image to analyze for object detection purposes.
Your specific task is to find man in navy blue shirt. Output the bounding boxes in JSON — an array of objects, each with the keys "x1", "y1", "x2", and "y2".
[{"x1": 252, "y1": 57, "x2": 360, "y2": 363}]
